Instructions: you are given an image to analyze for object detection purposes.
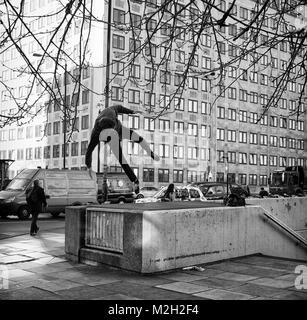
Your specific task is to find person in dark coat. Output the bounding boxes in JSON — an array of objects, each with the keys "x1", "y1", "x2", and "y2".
[
  {"x1": 259, "y1": 187, "x2": 269, "y2": 198},
  {"x1": 26, "y1": 180, "x2": 47, "y2": 236},
  {"x1": 85, "y1": 105, "x2": 160, "y2": 190},
  {"x1": 163, "y1": 183, "x2": 175, "y2": 202}
]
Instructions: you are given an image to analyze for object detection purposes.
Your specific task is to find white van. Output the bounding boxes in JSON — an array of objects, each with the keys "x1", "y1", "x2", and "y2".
[{"x1": 0, "y1": 168, "x2": 98, "y2": 219}]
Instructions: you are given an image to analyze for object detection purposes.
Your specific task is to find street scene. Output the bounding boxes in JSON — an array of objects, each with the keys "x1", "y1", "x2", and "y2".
[{"x1": 0, "y1": 0, "x2": 307, "y2": 306}]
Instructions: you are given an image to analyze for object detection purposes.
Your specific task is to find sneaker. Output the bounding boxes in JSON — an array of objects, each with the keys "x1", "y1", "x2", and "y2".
[{"x1": 30, "y1": 233, "x2": 36, "y2": 236}]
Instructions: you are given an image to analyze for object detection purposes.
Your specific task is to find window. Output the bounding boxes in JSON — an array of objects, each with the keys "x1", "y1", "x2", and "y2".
[
  {"x1": 250, "y1": 71, "x2": 258, "y2": 83},
  {"x1": 269, "y1": 155, "x2": 277, "y2": 166},
  {"x1": 188, "y1": 100, "x2": 198, "y2": 113},
  {"x1": 113, "y1": 8, "x2": 125, "y2": 24},
  {"x1": 260, "y1": 74, "x2": 268, "y2": 85},
  {"x1": 288, "y1": 157, "x2": 296, "y2": 167},
  {"x1": 175, "y1": 50, "x2": 185, "y2": 64},
  {"x1": 238, "y1": 174, "x2": 247, "y2": 185},
  {"x1": 112, "y1": 60, "x2": 124, "y2": 76},
  {"x1": 217, "y1": 128, "x2": 224, "y2": 140},
  {"x1": 270, "y1": 135, "x2": 278, "y2": 147},
  {"x1": 228, "y1": 151, "x2": 236, "y2": 164},
  {"x1": 260, "y1": 134, "x2": 268, "y2": 146},
  {"x1": 280, "y1": 98, "x2": 287, "y2": 109},
  {"x1": 202, "y1": 34, "x2": 211, "y2": 47},
  {"x1": 62, "y1": 144, "x2": 69, "y2": 157},
  {"x1": 288, "y1": 138, "x2": 296, "y2": 149},
  {"x1": 227, "y1": 130, "x2": 236, "y2": 142},
  {"x1": 249, "y1": 154, "x2": 257, "y2": 165},
  {"x1": 174, "y1": 97, "x2": 184, "y2": 111},
  {"x1": 240, "y1": 7, "x2": 248, "y2": 19},
  {"x1": 217, "y1": 172, "x2": 224, "y2": 183},
  {"x1": 217, "y1": 150, "x2": 224, "y2": 162},
  {"x1": 128, "y1": 115, "x2": 140, "y2": 129},
  {"x1": 201, "y1": 102, "x2": 210, "y2": 115},
  {"x1": 228, "y1": 87, "x2": 236, "y2": 99},
  {"x1": 217, "y1": 106, "x2": 225, "y2": 119},
  {"x1": 279, "y1": 156, "x2": 287, "y2": 167},
  {"x1": 128, "y1": 141, "x2": 139, "y2": 155},
  {"x1": 228, "y1": 108, "x2": 236, "y2": 121},
  {"x1": 53, "y1": 145, "x2": 60, "y2": 158},
  {"x1": 201, "y1": 79, "x2": 211, "y2": 92},
  {"x1": 144, "y1": 117, "x2": 155, "y2": 131},
  {"x1": 298, "y1": 121, "x2": 304, "y2": 131},
  {"x1": 43, "y1": 146, "x2": 50, "y2": 159},
  {"x1": 239, "y1": 153, "x2": 247, "y2": 164},
  {"x1": 128, "y1": 89, "x2": 140, "y2": 104},
  {"x1": 279, "y1": 117, "x2": 287, "y2": 129},
  {"x1": 239, "y1": 131, "x2": 247, "y2": 143},
  {"x1": 188, "y1": 147, "x2": 198, "y2": 160},
  {"x1": 160, "y1": 70, "x2": 171, "y2": 84},
  {"x1": 289, "y1": 119, "x2": 296, "y2": 130},
  {"x1": 250, "y1": 112, "x2": 258, "y2": 124},
  {"x1": 158, "y1": 169, "x2": 169, "y2": 183},
  {"x1": 130, "y1": 64, "x2": 140, "y2": 78},
  {"x1": 82, "y1": 90, "x2": 89, "y2": 104},
  {"x1": 240, "y1": 69, "x2": 248, "y2": 81},
  {"x1": 201, "y1": 125, "x2": 208, "y2": 137},
  {"x1": 260, "y1": 154, "x2": 268, "y2": 166},
  {"x1": 260, "y1": 115, "x2": 268, "y2": 126},
  {"x1": 239, "y1": 89, "x2": 248, "y2": 102},
  {"x1": 174, "y1": 121, "x2": 184, "y2": 134},
  {"x1": 159, "y1": 119, "x2": 170, "y2": 132},
  {"x1": 298, "y1": 140, "x2": 304, "y2": 150},
  {"x1": 289, "y1": 100, "x2": 296, "y2": 111},
  {"x1": 249, "y1": 174, "x2": 257, "y2": 186},
  {"x1": 81, "y1": 115, "x2": 89, "y2": 130},
  {"x1": 202, "y1": 57, "x2": 211, "y2": 69},
  {"x1": 250, "y1": 132, "x2": 258, "y2": 144},
  {"x1": 173, "y1": 145, "x2": 184, "y2": 159},
  {"x1": 143, "y1": 168, "x2": 154, "y2": 182},
  {"x1": 250, "y1": 92, "x2": 258, "y2": 104},
  {"x1": 53, "y1": 121, "x2": 60, "y2": 135},
  {"x1": 112, "y1": 34, "x2": 125, "y2": 50},
  {"x1": 270, "y1": 116, "x2": 278, "y2": 127},
  {"x1": 188, "y1": 123, "x2": 198, "y2": 136},
  {"x1": 173, "y1": 170, "x2": 183, "y2": 183},
  {"x1": 112, "y1": 87, "x2": 123, "y2": 101},
  {"x1": 144, "y1": 92, "x2": 155, "y2": 107},
  {"x1": 239, "y1": 110, "x2": 247, "y2": 122},
  {"x1": 188, "y1": 171, "x2": 198, "y2": 183},
  {"x1": 71, "y1": 142, "x2": 79, "y2": 157},
  {"x1": 130, "y1": 13, "x2": 141, "y2": 28},
  {"x1": 81, "y1": 141, "x2": 88, "y2": 155}
]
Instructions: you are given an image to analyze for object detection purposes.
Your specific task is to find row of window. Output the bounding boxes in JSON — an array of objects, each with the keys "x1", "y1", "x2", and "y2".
[
  {"x1": 217, "y1": 173, "x2": 269, "y2": 187},
  {"x1": 217, "y1": 150, "x2": 305, "y2": 167},
  {"x1": 216, "y1": 129, "x2": 305, "y2": 148}
]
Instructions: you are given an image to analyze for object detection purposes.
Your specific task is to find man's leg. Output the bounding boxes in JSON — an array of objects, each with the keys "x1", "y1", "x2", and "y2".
[
  {"x1": 30, "y1": 211, "x2": 38, "y2": 235},
  {"x1": 124, "y1": 127, "x2": 160, "y2": 161}
]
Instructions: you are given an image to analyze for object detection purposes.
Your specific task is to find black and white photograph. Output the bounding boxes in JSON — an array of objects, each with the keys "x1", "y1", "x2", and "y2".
[{"x1": 0, "y1": 0, "x2": 307, "y2": 307}]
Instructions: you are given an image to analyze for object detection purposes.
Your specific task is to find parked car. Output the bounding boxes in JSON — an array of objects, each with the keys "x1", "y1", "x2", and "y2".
[
  {"x1": 0, "y1": 168, "x2": 98, "y2": 219},
  {"x1": 135, "y1": 186, "x2": 159, "y2": 199},
  {"x1": 189, "y1": 182, "x2": 249, "y2": 200},
  {"x1": 135, "y1": 185, "x2": 207, "y2": 203}
]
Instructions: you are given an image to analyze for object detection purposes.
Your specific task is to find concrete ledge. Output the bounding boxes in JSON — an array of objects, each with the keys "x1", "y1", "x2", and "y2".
[{"x1": 65, "y1": 199, "x2": 307, "y2": 273}]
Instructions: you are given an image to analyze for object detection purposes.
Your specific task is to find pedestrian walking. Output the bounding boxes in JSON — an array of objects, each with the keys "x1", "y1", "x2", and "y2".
[
  {"x1": 164, "y1": 183, "x2": 176, "y2": 202},
  {"x1": 85, "y1": 105, "x2": 160, "y2": 191},
  {"x1": 26, "y1": 180, "x2": 47, "y2": 236}
]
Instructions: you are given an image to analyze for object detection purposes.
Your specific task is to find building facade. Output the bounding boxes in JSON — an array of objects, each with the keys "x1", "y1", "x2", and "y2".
[{"x1": 0, "y1": 0, "x2": 306, "y2": 193}]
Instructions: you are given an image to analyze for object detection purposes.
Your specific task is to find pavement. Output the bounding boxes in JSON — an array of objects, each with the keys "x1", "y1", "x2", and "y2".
[{"x1": 0, "y1": 228, "x2": 307, "y2": 300}]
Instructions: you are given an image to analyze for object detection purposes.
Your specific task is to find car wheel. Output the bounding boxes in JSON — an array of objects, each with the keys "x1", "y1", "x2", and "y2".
[
  {"x1": 17, "y1": 206, "x2": 31, "y2": 220},
  {"x1": 136, "y1": 194, "x2": 144, "y2": 199},
  {"x1": 118, "y1": 198, "x2": 125, "y2": 204},
  {"x1": 50, "y1": 212, "x2": 61, "y2": 218}
]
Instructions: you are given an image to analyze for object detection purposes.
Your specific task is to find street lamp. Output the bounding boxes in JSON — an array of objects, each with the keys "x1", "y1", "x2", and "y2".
[{"x1": 33, "y1": 53, "x2": 68, "y2": 169}]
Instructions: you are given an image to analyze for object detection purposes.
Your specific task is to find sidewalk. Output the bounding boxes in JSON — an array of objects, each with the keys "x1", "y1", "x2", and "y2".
[{"x1": 0, "y1": 230, "x2": 306, "y2": 300}]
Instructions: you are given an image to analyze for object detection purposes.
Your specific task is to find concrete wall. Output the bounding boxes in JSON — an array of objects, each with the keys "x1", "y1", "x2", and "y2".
[
  {"x1": 246, "y1": 197, "x2": 307, "y2": 231},
  {"x1": 65, "y1": 198, "x2": 307, "y2": 273},
  {"x1": 141, "y1": 205, "x2": 307, "y2": 273}
]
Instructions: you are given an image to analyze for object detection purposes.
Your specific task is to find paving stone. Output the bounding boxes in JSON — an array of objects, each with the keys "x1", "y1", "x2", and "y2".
[
  {"x1": 191, "y1": 277, "x2": 245, "y2": 289},
  {"x1": 68, "y1": 275, "x2": 121, "y2": 286},
  {"x1": 193, "y1": 288, "x2": 255, "y2": 300},
  {"x1": 0, "y1": 255, "x2": 34, "y2": 264},
  {"x1": 213, "y1": 272, "x2": 260, "y2": 282},
  {"x1": 274, "y1": 273, "x2": 297, "y2": 282},
  {"x1": 273, "y1": 291, "x2": 307, "y2": 300},
  {"x1": 158, "y1": 272, "x2": 209, "y2": 282},
  {"x1": 205, "y1": 262, "x2": 251, "y2": 273},
  {"x1": 93, "y1": 294, "x2": 142, "y2": 300},
  {"x1": 47, "y1": 270, "x2": 93, "y2": 280},
  {"x1": 226, "y1": 283, "x2": 285, "y2": 298},
  {"x1": 229, "y1": 266, "x2": 287, "y2": 278},
  {"x1": 56, "y1": 285, "x2": 113, "y2": 300},
  {"x1": 181, "y1": 268, "x2": 225, "y2": 277},
  {"x1": 118, "y1": 275, "x2": 175, "y2": 287},
  {"x1": 8, "y1": 269, "x2": 35, "y2": 278},
  {"x1": 21, "y1": 252, "x2": 54, "y2": 259},
  {"x1": 33, "y1": 279, "x2": 85, "y2": 292},
  {"x1": 0, "y1": 286, "x2": 61, "y2": 300},
  {"x1": 34, "y1": 257, "x2": 67, "y2": 265},
  {"x1": 155, "y1": 281, "x2": 212, "y2": 294},
  {"x1": 249, "y1": 277, "x2": 293, "y2": 289}
]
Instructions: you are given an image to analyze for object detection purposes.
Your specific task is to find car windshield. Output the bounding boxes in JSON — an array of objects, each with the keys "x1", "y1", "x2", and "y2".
[
  {"x1": 271, "y1": 172, "x2": 286, "y2": 187},
  {"x1": 6, "y1": 178, "x2": 30, "y2": 191}
]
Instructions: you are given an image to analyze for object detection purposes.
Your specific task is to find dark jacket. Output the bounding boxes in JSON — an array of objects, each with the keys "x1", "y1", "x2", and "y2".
[{"x1": 26, "y1": 186, "x2": 47, "y2": 213}]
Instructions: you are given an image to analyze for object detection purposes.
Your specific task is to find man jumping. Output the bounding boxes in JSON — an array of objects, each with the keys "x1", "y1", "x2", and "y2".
[{"x1": 85, "y1": 105, "x2": 160, "y2": 190}]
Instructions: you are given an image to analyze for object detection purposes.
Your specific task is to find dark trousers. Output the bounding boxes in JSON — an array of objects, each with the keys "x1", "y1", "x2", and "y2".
[{"x1": 30, "y1": 211, "x2": 39, "y2": 234}]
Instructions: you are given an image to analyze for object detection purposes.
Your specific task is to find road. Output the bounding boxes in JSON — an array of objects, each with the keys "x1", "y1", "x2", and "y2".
[{"x1": 0, "y1": 213, "x2": 65, "y2": 239}]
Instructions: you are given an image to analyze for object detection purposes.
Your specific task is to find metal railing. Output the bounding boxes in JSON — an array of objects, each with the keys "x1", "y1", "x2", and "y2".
[
  {"x1": 85, "y1": 209, "x2": 124, "y2": 253},
  {"x1": 262, "y1": 208, "x2": 307, "y2": 249}
]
